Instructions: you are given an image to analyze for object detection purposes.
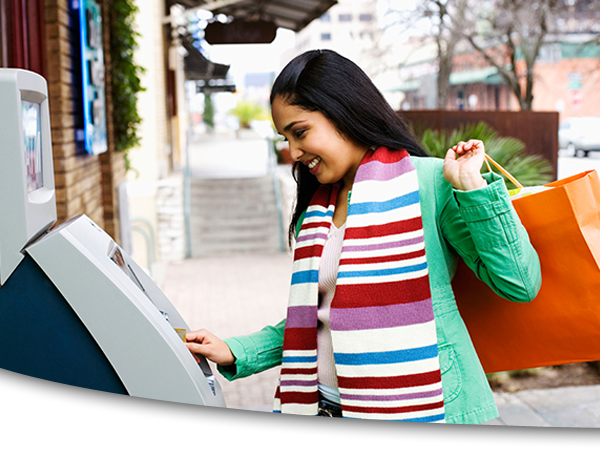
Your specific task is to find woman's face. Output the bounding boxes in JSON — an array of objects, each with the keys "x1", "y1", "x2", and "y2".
[{"x1": 271, "y1": 96, "x2": 367, "y2": 188}]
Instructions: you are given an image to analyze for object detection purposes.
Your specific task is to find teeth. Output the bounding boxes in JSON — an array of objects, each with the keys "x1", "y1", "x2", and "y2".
[{"x1": 308, "y1": 157, "x2": 321, "y2": 169}]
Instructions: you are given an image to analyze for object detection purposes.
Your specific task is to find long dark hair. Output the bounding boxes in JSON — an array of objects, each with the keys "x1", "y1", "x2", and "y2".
[{"x1": 270, "y1": 49, "x2": 428, "y2": 244}]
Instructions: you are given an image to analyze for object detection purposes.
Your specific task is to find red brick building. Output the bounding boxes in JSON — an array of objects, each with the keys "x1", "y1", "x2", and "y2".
[
  {"x1": 1, "y1": 0, "x2": 126, "y2": 241},
  {"x1": 400, "y1": 38, "x2": 600, "y2": 120}
]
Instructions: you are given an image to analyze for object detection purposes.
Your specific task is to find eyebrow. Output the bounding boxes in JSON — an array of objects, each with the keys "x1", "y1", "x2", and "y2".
[{"x1": 283, "y1": 121, "x2": 300, "y2": 133}]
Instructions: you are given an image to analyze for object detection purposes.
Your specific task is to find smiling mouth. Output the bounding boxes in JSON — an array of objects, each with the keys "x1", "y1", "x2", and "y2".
[{"x1": 307, "y1": 157, "x2": 321, "y2": 170}]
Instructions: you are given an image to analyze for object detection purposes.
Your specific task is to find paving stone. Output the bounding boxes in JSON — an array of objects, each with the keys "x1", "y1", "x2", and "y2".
[
  {"x1": 161, "y1": 253, "x2": 292, "y2": 411},
  {"x1": 488, "y1": 392, "x2": 551, "y2": 427},
  {"x1": 514, "y1": 387, "x2": 600, "y2": 428}
]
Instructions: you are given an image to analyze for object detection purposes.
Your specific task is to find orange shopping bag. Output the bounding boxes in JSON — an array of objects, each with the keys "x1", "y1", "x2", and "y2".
[{"x1": 454, "y1": 160, "x2": 600, "y2": 374}]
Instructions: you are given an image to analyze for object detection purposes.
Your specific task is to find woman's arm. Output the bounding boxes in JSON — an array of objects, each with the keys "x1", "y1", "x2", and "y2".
[
  {"x1": 217, "y1": 319, "x2": 286, "y2": 380},
  {"x1": 439, "y1": 140, "x2": 541, "y2": 302},
  {"x1": 440, "y1": 171, "x2": 542, "y2": 302}
]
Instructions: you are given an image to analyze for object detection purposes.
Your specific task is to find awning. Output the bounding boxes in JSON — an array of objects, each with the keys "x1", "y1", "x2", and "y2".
[
  {"x1": 388, "y1": 79, "x2": 421, "y2": 92},
  {"x1": 389, "y1": 66, "x2": 506, "y2": 93},
  {"x1": 169, "y1": 0, "x2": 337, "y2": 32},
  {"x1": 449, "y1": 66, "x2": 504, "y2": 86},
  {"x1": 181, "y1": 35, "x2": 231, "y2": 81}
]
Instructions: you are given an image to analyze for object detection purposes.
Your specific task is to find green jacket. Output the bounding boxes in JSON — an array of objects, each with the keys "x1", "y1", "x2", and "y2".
[{"x1": 218, "y1": 156, "x2": 542, "y2": 425}]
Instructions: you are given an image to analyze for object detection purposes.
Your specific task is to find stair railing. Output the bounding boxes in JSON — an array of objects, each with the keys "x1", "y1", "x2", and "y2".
[{"x1": 267, "y1": 137, "x2": 287, "y2": 253}]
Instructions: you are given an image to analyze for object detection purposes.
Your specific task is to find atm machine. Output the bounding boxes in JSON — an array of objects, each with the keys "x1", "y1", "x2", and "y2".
[{"x1": 0, "y1": 68, "x2": 225, "y2": 407}]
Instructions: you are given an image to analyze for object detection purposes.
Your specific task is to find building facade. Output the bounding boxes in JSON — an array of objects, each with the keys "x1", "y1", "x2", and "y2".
[
  {"x1": 396, "y1": 37, "x2": 600, "y2": 120},
  {"x1": 293, "y1": 0, "x2": 380, "y2": 72},
  {"x1": 0, "y1": 0, "x2": 197, "y2": 277},
  {"x1": 290, "y1": 0, "x2": 600, "y2": 121},
  {"x1": 1, "y1": 0, "x2": 126, "y2": 242}
]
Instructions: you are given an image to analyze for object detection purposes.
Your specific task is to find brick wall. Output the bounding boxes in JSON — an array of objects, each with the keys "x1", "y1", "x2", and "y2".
[
  {"x1": 533, "y1": 58, "x2": 600, "y2": 119},
  {"x1": 43, "y1": 0, "x2": 125, "y2": 241},
  {"x1": 100, "y1": 0, "x2": 127, "y2": 242}
]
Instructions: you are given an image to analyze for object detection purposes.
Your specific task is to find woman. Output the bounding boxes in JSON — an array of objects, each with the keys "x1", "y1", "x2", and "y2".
[{"x1": 186, "y1": 50, "x2": 541, "y2": 424}]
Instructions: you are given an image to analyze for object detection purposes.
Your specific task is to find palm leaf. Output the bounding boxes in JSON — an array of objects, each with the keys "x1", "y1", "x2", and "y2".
[{"x1": 419, "y1": 121, "x2": 553, "y2": 189}]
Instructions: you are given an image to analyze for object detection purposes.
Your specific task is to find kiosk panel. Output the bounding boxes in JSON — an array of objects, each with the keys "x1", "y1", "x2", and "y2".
[
  {"x1": 0, "y1": 68, "x2": 225, "y2": 408},
  {"x1": 25, "y1": 215, "x2": 225, "y2": 406},
  {"x1": 0, "y1": 69, "x2": 56, "y2": 286}
]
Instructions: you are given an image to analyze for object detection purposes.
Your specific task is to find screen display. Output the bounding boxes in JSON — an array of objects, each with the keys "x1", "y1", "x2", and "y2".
[
  {"x1": 108, "y1": 241, "x2": 146, "y2": 294},
  {"x1": 22, "y1": 101, "x2": 44, "y2": 193}
]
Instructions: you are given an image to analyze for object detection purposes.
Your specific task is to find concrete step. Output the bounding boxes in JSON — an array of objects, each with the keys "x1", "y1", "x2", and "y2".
[
  {"x1": 190, "y1": 176, "x2": 274, "y2": 193},
  {"x1": 192, "y1": 201, "x2": 277, "y2": 215},
  {"x1": 190, "y1": 217, "x2": 280, "y2": 230},
  {"x1": 190, "y1": 221, "x2": 281, "y2": 235},
  {"x1": 191, "y1": 241, "x2": 282, "y2": 256},
  {"x1": 189, "y1": 173, "x2": 284, "y2": 257}
]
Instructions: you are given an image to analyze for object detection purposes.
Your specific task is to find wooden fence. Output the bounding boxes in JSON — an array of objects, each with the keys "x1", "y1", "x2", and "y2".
[{"x1": 399, "y1": 110, "x2": 560, "y2": 180}]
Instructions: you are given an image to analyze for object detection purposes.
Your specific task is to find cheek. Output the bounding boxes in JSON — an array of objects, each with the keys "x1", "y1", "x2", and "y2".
[{"x1": 315, "y1": 159, "x2": 347, "y2": 184}]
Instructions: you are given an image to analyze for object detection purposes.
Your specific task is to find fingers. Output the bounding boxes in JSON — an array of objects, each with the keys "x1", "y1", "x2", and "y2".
[
  {"x1": 444, "y1": 139, "x2": 486, "y2": 191},
  {"x1": 451, "y1": 139, "x2": 484, "y2": 156},
  {"x1": 444, "y1": 147, "x2": 457, "y2": 161},
  {"x1": 184, "y1": 329, "x2": 235, "y2": 366},
  {"x1": 185, "y1": 328, "x2": 210, "y2": 344}
]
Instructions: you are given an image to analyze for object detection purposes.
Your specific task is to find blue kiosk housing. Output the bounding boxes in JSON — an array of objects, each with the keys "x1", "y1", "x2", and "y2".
[{"x1": 0, "y1": 69, "x2": 225, "y2": 407}]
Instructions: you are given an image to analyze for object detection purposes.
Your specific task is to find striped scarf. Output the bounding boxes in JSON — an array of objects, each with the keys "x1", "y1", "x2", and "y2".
[{"x1": 273, "y1": 146, "x2": 445, "y2": 421}]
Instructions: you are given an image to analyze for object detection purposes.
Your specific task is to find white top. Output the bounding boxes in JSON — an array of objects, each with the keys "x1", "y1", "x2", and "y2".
[{"x1": 317, "y1": 221, "x2": 346, "y2": 402}]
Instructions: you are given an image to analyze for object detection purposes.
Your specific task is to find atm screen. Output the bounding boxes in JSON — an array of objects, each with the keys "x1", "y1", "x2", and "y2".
[
  {"x1": 108, "y1": 242, "x2": 147, "y2": 295},
  {"x1": 22, "y1": 100, "x2": 43, "y2": 193},
  {"x1": 108, "y1": 241, "x2": 167, "y2": 319},
  {"x1": 107, "y1": 241, "x2": 187, "y2": 341}
]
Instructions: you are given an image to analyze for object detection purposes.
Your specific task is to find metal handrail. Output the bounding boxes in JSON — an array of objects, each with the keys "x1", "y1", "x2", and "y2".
[
  {"x1": 131, "y1": 217, "x2": 156, "y2": 274},
  {"x1": 267, "y1": 138, "x2": 287, "y2": 252}
]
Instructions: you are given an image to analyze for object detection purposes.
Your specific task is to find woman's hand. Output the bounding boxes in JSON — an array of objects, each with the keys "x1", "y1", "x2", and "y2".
[
  {"x1": 443, "y1": 139, "x2": 487, "y2": 191},
  {"x1": 185, "y1": 329, "x2": 235, "y2": 366}
]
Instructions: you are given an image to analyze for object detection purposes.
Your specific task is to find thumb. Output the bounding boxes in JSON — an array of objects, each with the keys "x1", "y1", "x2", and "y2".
[
  {"x1": 185, "y1": 341, "x2": 209, "y2": 358},
  {"x1": 444, "y1": 147, "x2": 457, "y2": 161}
]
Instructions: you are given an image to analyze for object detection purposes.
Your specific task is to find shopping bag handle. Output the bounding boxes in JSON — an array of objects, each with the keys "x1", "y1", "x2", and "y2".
[{"x1": 484, "y1": 153, "x2": 524, "y2": 189}]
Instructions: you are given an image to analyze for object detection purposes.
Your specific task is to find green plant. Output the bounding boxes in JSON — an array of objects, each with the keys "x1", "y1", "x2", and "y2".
[
  {"x1": 203, "y1": 93, "x2": 215, "y2": 131},
  {"x1": 228, "y1": 100, "x2": 268, "y2": 129},
  {"x1": 419, "y1": 121, "x2": 553, "y2": 189},
  {"x1": 109, "y1": 0, "x2": 145, "y2": 169}
]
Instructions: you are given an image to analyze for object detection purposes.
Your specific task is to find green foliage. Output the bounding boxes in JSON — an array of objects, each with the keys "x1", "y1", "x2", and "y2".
[
  {"x1": 108, "y1": 0, "x2": 145, "y2": 163},
  {"x1": 419, "y1": 121, "x2": 553, "y2": 189},
  {"x1": 228, "y1": 100, "x2": 268, "y2": 129},
  {"x1": 203, "y1": 94, "x2": 215, "y2": 131}
]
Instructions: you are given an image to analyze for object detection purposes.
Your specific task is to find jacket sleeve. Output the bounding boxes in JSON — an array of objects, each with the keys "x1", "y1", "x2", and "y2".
[
  {"x1": 217, "y1": 319, "x2": 285, "y2": 381},
  {"x1": 438, "y1": 169, "x2": 542, "y2": 303}
]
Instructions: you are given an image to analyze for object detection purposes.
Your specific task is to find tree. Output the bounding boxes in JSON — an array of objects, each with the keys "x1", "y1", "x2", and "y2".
[
  {"x1": 382, "y1": 0, "x2": 600, "y2": 111},
  {"x1": 459, "y1": 0, "x2": 565, "y2": 110},
  {"x1": 380, "y1": 0, "x2": 472, "y2": 109},
  {"x1": 459, "y1": 0, "x2": 600, "y2": 110},
  {"x1": 203, "y1": 93, "x2": 215, "y2": 132},
  {"x1": 428, "y1": 0, "x2": 469, "y2": 109}
]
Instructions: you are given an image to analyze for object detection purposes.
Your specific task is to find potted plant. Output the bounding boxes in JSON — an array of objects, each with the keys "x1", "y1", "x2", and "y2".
[{"x1": 229, "y1": 100, "x2": 269, "y2": 137}]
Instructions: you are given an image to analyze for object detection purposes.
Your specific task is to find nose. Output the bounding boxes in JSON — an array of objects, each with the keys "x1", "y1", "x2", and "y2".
[{"x1": 288, "y1": 143, "x2": 304, "y2": 162}]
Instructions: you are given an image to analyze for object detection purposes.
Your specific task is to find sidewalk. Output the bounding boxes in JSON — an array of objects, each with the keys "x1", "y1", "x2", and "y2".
[
  {"x1": 187, "y1": 130, "x2": 272, "y2": 180},
  {"x1": 161, "y1": 251, "x2": 600, "y2": 427},
  {"x1": 159, "y1": 132, "x2": 600, "y2": 428}
]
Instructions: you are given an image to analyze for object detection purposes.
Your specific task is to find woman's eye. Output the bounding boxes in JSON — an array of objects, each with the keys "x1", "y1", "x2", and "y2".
[{"x1": 293, "y1": 129, "x2": 305, "y2": 139}]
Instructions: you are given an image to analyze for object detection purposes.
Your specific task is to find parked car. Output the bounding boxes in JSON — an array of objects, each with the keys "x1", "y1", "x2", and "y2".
[{"x1": 559, "y1": 117, "x2": 600, "y2": 157}]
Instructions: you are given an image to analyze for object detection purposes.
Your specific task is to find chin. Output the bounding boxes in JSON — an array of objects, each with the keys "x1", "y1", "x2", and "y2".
[{"x1": 316, "y1": 175, "x2": 334, "y2": 185}]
